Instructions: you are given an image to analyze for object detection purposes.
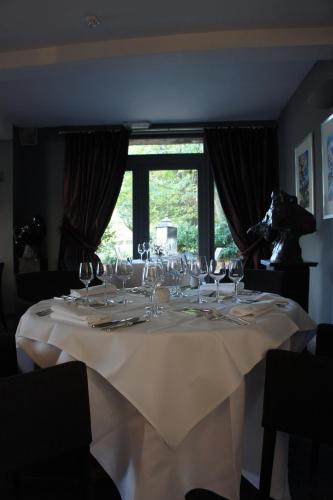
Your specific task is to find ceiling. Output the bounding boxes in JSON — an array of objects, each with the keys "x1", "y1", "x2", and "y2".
[{"x1": 0, "y1": 0, "x2": 333, "y2": 134}]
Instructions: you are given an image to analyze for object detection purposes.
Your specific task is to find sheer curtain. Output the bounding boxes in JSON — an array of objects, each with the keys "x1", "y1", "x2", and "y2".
[
  {"x1": 58, "y1": 129, "x2": 129, "y2": 270},
  {"x1": 204, "y1": 127, "x2": 278, "y2": 268}
]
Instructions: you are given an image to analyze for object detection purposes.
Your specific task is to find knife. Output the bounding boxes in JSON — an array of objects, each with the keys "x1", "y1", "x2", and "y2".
[
  {"x1": 102, "y1": 318, "x2": 146, "y2": 331},
  {"x1": 90, "y1": 316, "x2": 139, "y2": 328}
]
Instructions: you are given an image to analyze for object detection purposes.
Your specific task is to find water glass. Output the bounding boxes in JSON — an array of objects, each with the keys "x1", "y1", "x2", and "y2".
[
  {"x1": 96, "y1": 261, "x2": 114, "y2": 304},
  {"x1": 189, "y1": 256, "x2": 208, "y2": 303},
  {"x1": 142, "y1": 260, "x2": 164, "y2": 318},
  {"x1": 115, "y1": 258, "x2": 134, "y2": 304},
  {"x1": 79, "y1": 262, "x2": 93, "y2": 304},
  {"x1": 168, "y1": 255, "x2": 186, "y2": 297},
  {"x1": 228, "y1": 258, "x2": 244, "y2": 300},
  {"x1": 209, "y1": 257, "x2": 227, "y2": 303}
]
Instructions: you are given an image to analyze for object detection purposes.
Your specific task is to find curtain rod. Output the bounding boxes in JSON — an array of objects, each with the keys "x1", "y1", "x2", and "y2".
[{"x1": 56, "y1": 120, "x2": 277, "y2": 135}]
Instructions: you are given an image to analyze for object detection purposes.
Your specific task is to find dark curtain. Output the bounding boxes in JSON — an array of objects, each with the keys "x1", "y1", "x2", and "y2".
[
  {"x1": 58, "y1": 129, "x2": 129, "y2": 270},
  {"x1": 204, "y1": 127, "x2": 278, "y2": 268}
]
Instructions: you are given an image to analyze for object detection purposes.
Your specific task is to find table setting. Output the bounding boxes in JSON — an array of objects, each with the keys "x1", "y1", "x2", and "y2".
[{"x1": 15, "y1": 254, "x2": 316, "y2": 500}]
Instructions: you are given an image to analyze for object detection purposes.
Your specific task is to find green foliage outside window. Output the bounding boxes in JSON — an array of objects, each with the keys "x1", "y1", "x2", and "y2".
[{"x1": 98, "y1": 142, "x2": 239, "y2": 261}]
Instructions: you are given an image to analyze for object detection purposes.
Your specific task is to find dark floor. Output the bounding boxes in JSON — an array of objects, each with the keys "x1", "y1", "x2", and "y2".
[{"x1": 1, "y1": 317, "x2": 333, "y2": 499}]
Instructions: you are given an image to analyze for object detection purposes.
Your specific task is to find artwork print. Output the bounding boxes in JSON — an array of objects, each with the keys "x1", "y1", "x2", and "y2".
[
  {"x1": 294, "y1": 133, "x2": 314, "y2": 215},
  {"x1": 321, "y1": 114, "x2": 333, "y2": 219}
]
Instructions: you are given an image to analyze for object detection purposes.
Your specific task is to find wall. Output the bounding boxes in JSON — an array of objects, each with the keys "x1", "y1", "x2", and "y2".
[
  {"x1": 14, "y1": 129, "x2": 65, "y2": 272},
  {"x1": 0, "y1": 140, "x2": 14, "y2": 313},
  {"x1": 278, "y1": 60, "x2": 333, "y2": 323}
]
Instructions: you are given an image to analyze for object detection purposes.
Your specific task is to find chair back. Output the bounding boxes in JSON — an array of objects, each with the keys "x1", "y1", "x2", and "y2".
[
  {"x1": 16, "y1": 270, "x2": 85, "y2": 303},
  {"x1": 0, "y1": 332, "x2": 18, "y2": 377},
  {"x1": 316, "y1": 323, "x2": 333, "y2": 357},
  {"x1": 262, "y1": 349, "x2": 333, "y2": 445},
  {"x1": 0, "y1": 262, "x2": 7, "y2": 330},
  {"x1": 244, "y1": 268, "x2": 309, "y2": 311},
  {"x1": 0, "y1": 361, "x2": 92, "y2": 472}
]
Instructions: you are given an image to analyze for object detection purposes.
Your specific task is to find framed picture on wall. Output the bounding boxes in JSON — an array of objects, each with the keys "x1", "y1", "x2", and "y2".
[
  {"x1": 321, "y1": 113, "x2": 333, "y2": 219},
  {"x1": 294, "y1": 133, "x2": 314, "y2": 214}
]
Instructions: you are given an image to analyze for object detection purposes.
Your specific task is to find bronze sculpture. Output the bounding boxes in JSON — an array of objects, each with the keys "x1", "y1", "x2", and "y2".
[{"x1": 248, "y1": 190, "x2": 316, "y2": 264}]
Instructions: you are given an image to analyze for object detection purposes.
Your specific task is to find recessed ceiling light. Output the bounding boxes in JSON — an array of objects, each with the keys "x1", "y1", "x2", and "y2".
[{"x1": 85, "y1": 15, "x2": 101, "y2": 28}]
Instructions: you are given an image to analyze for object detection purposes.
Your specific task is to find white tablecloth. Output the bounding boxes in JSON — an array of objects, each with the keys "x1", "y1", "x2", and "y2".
[{"x1": 16, "y1": 292, "x2": 315, "y2": 500}]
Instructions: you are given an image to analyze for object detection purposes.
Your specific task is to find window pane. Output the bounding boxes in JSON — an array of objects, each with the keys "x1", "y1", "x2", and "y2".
[
  {"x1": 129, "y1": 140, "x2": 203, "y2": 155},
  {"x1": 149, "y1": 170, "x2": 198, "y2": 254},
  {"x1": 97, "y1": 171, "x2": 133, "y2": 260},
  {"x1": 214, "y1": 185, "x2": 239, "y2": 259}
]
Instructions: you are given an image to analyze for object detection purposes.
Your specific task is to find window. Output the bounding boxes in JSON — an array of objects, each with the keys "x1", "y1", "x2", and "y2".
[
  {"x1": 149, "y1": 169, "x2": 198, "y2": 253},
  {"x1": 98, "y1": 138, "x2": 238, "y2": 260},
  {"x1": 98, "y1": 171, "x2": 133, "y2": 262},
  {"x1": 214, "y1": 186, "x2": 238, "y2": 259}
]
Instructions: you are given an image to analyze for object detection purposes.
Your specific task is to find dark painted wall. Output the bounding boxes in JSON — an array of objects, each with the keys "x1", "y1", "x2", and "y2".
[
  {"x1": 0, "y1": 140, "x2": 14, "y2": 313},
  {"x1": 278, "y1": 60, "x2": 333, "y2": 323},
  {"x1": 14, "y1": 129, "x2": 65, "y2": 272}
]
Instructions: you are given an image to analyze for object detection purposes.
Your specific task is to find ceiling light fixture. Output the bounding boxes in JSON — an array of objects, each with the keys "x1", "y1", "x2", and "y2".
[
  {"x1": 85, "y1": 15, "x2": 101, "y2": 28},
  {"x1": 124, "y1": 122, "x2": 151, "y2": 131}
]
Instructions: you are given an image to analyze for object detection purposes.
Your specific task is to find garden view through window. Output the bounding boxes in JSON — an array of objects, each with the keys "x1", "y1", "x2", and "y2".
[{"x1": 98, "y1": 139, "x2": 238, "y2": 261}]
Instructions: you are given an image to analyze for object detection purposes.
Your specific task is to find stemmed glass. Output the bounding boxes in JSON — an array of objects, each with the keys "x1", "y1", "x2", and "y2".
[
  {"x1": 79, "y1": 262, "x2": 93, "y2": 304},
  {"x1": 168, "y1": 255, "x2": 186, "y2": 297},
  {"x1": 209, "y1": 255, "x2": 227, "y2": 303},
  {"x1": 189, "y1": 256, "x2": 208, "y2": 303},
  {"x1": 115, "y1": 258, "x2": 134, "y2": 304},
  {"x1": 143, "y1": 240, "x2": 152, "y2": 261},
  {"x1": 228, "y1": 258, "x2": 244, "y2": 301},
  {"x1": 138, "y1": 243, "x2": 145, "y2": 261},
  {"x1": 96, "y1": 261, "x2": 114, "y2": 304},
  {"x1": 142, "y1": 260, "x2": 164, "y2": 318}
]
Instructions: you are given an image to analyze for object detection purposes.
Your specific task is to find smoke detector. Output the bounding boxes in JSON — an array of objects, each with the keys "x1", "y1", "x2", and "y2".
[{"x1": 85, "y1": 15, "x2": 101, "y2": 28}]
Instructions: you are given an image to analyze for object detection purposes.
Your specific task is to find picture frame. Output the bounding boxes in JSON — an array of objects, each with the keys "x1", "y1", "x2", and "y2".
[
  {"x1": 321, "y1": 113, "x2": 333, "y2": 219},
  {"x1": 294, "y1": 133, "x2": 314, "y2": 215}
]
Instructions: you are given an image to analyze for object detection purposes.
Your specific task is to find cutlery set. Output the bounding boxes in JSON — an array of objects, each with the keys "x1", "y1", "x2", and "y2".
[
  {"x1": 181, "y1": 307, "x2": 250, "y2": 325},
  {"x1": 90, "y1": 316, "x2": 146, "y2": 331}
]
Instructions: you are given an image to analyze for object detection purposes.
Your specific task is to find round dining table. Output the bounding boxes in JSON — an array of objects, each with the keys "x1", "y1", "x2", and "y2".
[{"x1": 15, "y1": 286, "x2": 316, "y2": 500}]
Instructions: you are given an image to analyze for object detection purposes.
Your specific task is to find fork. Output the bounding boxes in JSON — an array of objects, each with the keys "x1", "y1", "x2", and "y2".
[{"x1": 202, "y1": 309, "x2": 250, "y2": 325}]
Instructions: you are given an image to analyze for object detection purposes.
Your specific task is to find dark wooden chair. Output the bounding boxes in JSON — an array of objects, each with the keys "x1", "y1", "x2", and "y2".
[
  {"x1": 0, "y1": 263, "x2": 8, "y2": 331},
  {"x1": 316, "y1": 323, "x2": 333, "y2": 357},
  {"x1": 0, "y1": 332, "x2": 18, "y2": 377},
  {"x1": 259, "y1": 349, "x2": 333, "y2": 499},
  {"x1": 186, "y1": 489, "x2": 228, "y2": 499},
  {"x1": 244, "y1": 268, "x2": 309, "y2": 311},
  {"x1": 15, "y1": 270, "x2": 84, "y2": 303},
  {"x1": 310, "y1": 323, "x2": 333, "y2": 481},
  {"x1": 15, "y1": 270, "x2": 102, "y2": 315},
  {"x1": 0, "y1": 361, "x2": 92, "y2": 499}
]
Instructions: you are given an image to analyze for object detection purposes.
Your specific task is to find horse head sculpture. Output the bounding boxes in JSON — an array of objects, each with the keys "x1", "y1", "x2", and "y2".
[{"x1": 248, "y1": 190, "x2": 316, "y2": 263}]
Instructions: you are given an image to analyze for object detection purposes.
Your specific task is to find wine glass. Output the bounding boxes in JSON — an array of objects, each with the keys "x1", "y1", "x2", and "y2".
[
  {"x1": 189, "y1": 256, "x2": 208, "y2": 303},
  {"x1": 115, "y1": 258, "x2": 134, "y2": 304},
  {"x1": 228, "y1": 258, "x2": 244, "y2": 300},
  {"x1": 142, "y1": 260, "x2": 164, "y2": 318},
  {"x1": 168, "y1": 255, "x2": 186, "y2": 297},
  {"x1": 79, "y1": 262, "x2": 93, "y2": 304},
  {"x1": 143, "y1": 240, "x2": 153, "y2": 261},
  {"x1": 137, "y1": 243, "x2": 145, "y2": 261},
  {"x1": 96, "y1": 261, "x2": 114, "y2": 304},
  {"x1": 209, "y1": 256, "x2": 227, "y2": 303}
]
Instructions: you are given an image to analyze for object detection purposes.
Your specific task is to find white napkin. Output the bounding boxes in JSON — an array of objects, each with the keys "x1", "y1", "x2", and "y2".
[
  {"x1": 50, "y1": 301, "x2": 113, "y2": 326},
  {"x1": 201, "y1": 282, "x2": 244, "y2": 296},
  {"x1": 70, "y1": 284, "x2": 117, "y2": 298},
  {"x1": 229, "y1": 298, "x2": 289, "y2": 318}
]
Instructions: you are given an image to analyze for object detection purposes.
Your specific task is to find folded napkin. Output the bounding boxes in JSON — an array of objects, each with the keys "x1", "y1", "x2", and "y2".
[
  {"x1": 70, "y1": 284, "x2": 117, "y2": 298},
  {"x1": 50, "y1": 302, "x2": 113, "y2": 326},
  {"x1": 229, "y1": 298, "x2": 289, "y2": 318},
  {"x1": 201, "y1": 282, "x2": 244, "y2": 296}
]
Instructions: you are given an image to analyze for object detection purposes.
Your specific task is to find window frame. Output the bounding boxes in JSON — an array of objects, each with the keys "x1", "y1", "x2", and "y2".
[{"x1": 126, "y1": 151, "x2": 214, "y2": 259}]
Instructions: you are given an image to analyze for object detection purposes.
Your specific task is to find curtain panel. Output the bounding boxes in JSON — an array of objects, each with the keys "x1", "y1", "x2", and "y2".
[
  {"x1": 204, "y1": 127, "x2": 278, "y2": 268},
  {"x1": 58, "y1": 129, "x2": 129, "y2": 270}
]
